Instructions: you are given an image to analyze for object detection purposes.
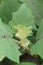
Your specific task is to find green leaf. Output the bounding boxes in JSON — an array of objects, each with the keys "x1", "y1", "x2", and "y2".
[
  {"x1": 0, "y1": 0, "x2": 22, "y2": 24},
  {"x1": 0, "y1": 38, "x2": 21, "y2": 63},
  {"x1": 20, "y1": 0, "x2": 43, "y2": 17},
  {"x1": 30, "y1": 39, "x2": 43, "y2": 59},
  {"x1": 17, "y1": 62, "x2": 36, "y2": 65},
  {"x1": 9, "y1": 4, "x2": 35, "y2": 27},
  {"x1": 36, "y1": 20, "x2": 43, "y2": 40},
  {"x1": 19, "y1": 0, "x2": 43, "y2": 26},
  {"x1": 0, "y1": 18, "x2": 13, "y2": 38}
]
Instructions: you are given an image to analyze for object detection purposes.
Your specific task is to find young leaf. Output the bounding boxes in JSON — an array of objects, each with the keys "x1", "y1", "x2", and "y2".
[
  {"x1": 15, "y1": 25, "x2": 32, "y2": 39},
  {"x1": 15, "y1": 25, "x2": 32, "y2": 49}
]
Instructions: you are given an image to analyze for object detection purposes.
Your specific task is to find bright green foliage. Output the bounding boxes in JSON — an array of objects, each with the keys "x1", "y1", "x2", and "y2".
[
  {"x1": 31, "y1": 39, "x2": 43, "y2": 59},
  {"x1": 0, "y1": 38, "x2": 21, "y2": 63}
]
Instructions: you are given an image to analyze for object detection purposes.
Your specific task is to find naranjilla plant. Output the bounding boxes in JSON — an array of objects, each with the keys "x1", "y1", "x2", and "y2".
[{"x1": 0, "y1": 0, "x2": 43, "y2": 65}]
